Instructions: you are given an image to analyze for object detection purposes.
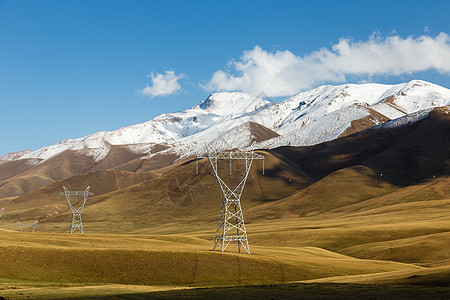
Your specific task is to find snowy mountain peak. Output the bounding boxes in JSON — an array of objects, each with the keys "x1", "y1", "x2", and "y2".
[
  {"x1": 197, "y1": 92, "x2": 272, "y2": 116},
  {"x1": 0, "y1": 150, "x2": 32, "y2": 161},
  {"x1": 402, "y1": 79, "x2": 430, "y2": 89}
]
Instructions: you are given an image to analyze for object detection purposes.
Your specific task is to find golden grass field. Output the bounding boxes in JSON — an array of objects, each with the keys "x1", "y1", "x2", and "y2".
[
  {"x1": 0, "y1": 170, "x2": 448, "y2": 299},
  {"x1": 0, "y1": 110, "x2": 448, "y2": 299}
]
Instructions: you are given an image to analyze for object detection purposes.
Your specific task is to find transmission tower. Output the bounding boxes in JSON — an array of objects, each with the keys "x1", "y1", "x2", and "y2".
[
  {"x1": 197, "y1": 145, "x2": 264, "y2": 254},
  {"x1": 17, "y1": 220, "x2": 41, "y2": 232},
  {"x1": 0, "y1": 208, "x2": 4, "y2": 219},
  {"x1": 60, "y1": 186, "x2": 94, "y2": 233}
]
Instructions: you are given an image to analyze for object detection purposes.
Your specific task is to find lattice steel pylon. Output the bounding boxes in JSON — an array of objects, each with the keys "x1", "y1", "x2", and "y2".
[
  {"x1": 0, "y1": 208, "x2": 4, "y2": 219},
  {"x1": 197, "y1": 145, "x2": 264, "y2": 254},
  {"x1": 60, "y1": 186, "x2": 94, "y2": 233},
  {"x1": 17, "y1": 220, "x2": 40, "y2": 232}
]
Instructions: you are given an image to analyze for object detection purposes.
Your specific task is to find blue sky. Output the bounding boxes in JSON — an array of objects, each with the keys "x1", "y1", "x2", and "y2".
[{"x1": 1, "y1": 0, "x2": 450, "y2": 156}]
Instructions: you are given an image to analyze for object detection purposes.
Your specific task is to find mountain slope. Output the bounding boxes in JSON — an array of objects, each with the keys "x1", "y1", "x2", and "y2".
[
  {"x1": 0, "y1": 80, "x2": 449, "y2": 199},
  {"x1": 245, "y1": 106, "x2": 449, "y2": 223},
  {"x1": 269, "y1": 106, "x2": 449, "y2": 185}
]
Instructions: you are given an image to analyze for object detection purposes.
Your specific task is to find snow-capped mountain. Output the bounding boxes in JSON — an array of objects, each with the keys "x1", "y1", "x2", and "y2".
[
  {"x1": 13, "y1": 80, "x2": 450, "y2": 164},
  {"x1": 0, "y1": 150, "x2": 32, "y2": 162}
]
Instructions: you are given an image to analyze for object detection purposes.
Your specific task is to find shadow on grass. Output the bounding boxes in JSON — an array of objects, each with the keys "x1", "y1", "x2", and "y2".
[{"x1": 63, "y1": 283, "x2": 450, "y2": 300}]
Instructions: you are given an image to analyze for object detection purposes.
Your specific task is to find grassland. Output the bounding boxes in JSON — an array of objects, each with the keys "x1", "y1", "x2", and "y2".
[
  {"x1": 1, "y1": 162, "x2": 448, "y2": 299},
  {"x1": 0, "y1": 179, "x2": 449, "y2": 299},
  {"x1": 0, "y1": 111, "x2": 448, "y2": 299}
]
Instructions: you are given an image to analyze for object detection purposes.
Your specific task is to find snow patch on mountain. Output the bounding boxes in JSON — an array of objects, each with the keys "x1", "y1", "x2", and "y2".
[
  {"x1": 372, "y1": 108, "x2": 433, "y2": 130},
  {"x1": 0, "y1": 150, "x2": 32, "y2": 161},
  {"x1": 196, "y1": 92, "x2": 271, "y2": 116}
]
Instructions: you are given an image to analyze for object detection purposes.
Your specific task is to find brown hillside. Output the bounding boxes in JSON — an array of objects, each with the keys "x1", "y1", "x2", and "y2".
[
  {"x1": 0, "y1": 158, "x2": 42, "y2": 181},
  {"x1": 12, "y1": 150, "x2": 308, "y2": 233},
  {"x1": 0, "y1": 150, "x2": 95, "y2": 198},
  {"x1": 83, "y1": 145, "x2": 148, "y2": 173},
  {"x1": 0, "y1": 170, "x2": 154, "y2": 222},
  {"x1": 0, "y1": 175, "x2": 54, "y2": 198},
  {"x1": 245, "y1": 165, "x2": 397, "y2": 219},
  {"x1": 248, "y1": 121, "x2": 280, "y2": 143},
  {"x1": 271, "y1": 107, "x2": 449, "y2": 186},
  {"x1": 339, "y1": 108, "x2": 390, "y2": 138},
  {"x1": 366, "y1": 108, "x2": 450, "y2": 185},
  {"x1": 0, "y1": 145, "x2": 156, "y2": 198}
]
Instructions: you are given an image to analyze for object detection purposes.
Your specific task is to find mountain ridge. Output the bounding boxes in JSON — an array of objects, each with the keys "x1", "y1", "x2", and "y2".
[{"x1": 4, "y1": 80, "x2": 450, "y2": 169}]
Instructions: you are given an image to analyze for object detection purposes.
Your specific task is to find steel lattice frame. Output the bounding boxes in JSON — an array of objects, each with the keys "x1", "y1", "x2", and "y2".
[
  {"x1": 60, "y1": 186, "x2": 93, "y2": 233},
  {"x1": 17, "y1": 220, "x2": 40, "y2": 232},
  {"x1": 197, "y1": 146, "x2": 264, "y2": 254},
  {"x1": 0, "y1": 208, "x2": 4, "y2": 219}
]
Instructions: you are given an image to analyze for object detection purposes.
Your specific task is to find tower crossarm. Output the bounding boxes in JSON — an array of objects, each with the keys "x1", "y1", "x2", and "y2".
[
  {"x1": 197, "y1": 151, "x2": 264, "y2": 160},
  {"x1": 60, "y1": 190, "x2": 94, "y2": 198}
]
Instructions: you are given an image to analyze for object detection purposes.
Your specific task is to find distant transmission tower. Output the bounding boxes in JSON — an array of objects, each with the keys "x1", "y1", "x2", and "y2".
[
  {"x1": 0, "y1": 208, "x2": 4, "y2": 219},
  {"x1": 60, "y1": 186, "x2": 94, "y2": 233},
  {"x1": 16, "y1": 220, "x2": 40, "y2": 232},
  {"x1": 197, "y1": 145, "x2": 264, "y2": 254}
]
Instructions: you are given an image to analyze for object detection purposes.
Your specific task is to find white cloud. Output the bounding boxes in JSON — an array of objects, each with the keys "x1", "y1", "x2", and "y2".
[
  {"x1": 204, "y1": 33, "x2": 450, "y2": 97},
  {"x1": 140, "y1": 70, "x2": 185, "y2": 97}
]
